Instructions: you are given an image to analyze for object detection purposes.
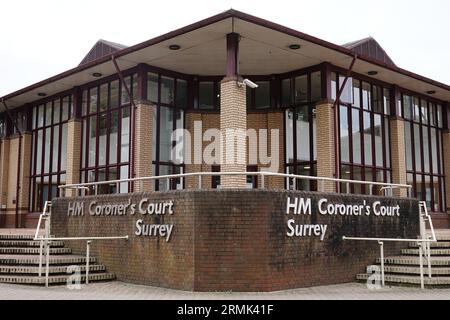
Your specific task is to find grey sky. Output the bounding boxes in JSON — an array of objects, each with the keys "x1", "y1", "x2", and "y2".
[{"x1": 1, "y1": 0, "x2": 449, "y2": 97}]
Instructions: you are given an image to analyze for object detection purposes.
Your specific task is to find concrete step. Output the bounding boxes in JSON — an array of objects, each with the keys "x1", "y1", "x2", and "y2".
[
  {"x1": 0, "y1": 255, "x2": 97, "y2": 266},
  {"x1": 0, "y1": 240, "x2": 65, "y2": 248},
  {"x1": 0, "y1": 273, "x2": 116, "y2": 285},
  {"x1": 402, "y1": 249, "x2": 450, "y2": 256},
  {"x1": 0, "y1": 235, "x2": 35, "y2": 241},
  {"x1": 376, "y1": 265, "x2": 450, "y2": 276},
  {"x1": 376, "y1": 256, "x2": 450, "y2": 266},
  {"x1": 356, "y1": 273, "x2": 450, "y2": 286},
  {"x1": 409, "y1": 242, "x2": 450, "y2": 248},
  {"x1": 0, "y1": 264, "x2": 106, "y2": 275},
  {"x1": 0, "y1": 247, "x2": 72, "y2": 255}
]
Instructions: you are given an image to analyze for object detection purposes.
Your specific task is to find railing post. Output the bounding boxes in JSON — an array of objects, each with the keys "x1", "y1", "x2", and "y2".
[
  {"x1": 94, "y1": 185, "x2": 98, "y2": 195},
  {"x1": 419, "y1": 241, "x2": 425, "y2": 290},
  {"x1": 378, "y1": 241, "x2": 385, "y2": 287},
  {"x1": 346, "y1": 182, "x2": 350, "y2": 194},
  {"x1": 86, "y1": 240, "x2": 91, "y2": 285},
  {"x1": 261, "y1": 174, "x2": 265, "y2": 190},
  {"x1": 45, "y1": 240, "x2": 50, "y2": 287},
  {"x1": 166, "y1": 177, "x2": 170, "y2": 191},
  {"x1": 198, "y1": 175, "x2": 202, "y2": 190},
  {"x1": 38, "y1": 239, "x2": 44, "y2": 277}
]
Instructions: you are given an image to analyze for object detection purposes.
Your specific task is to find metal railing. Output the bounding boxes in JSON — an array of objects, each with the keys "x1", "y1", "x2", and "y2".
[
  {"x1": 58, "y1": 171, "x2": 413, "y2": 198},
  {"x1": 343, "y1": 201, "x2": 437, "y2": 290},
  {"x1": 34, "y1": 202, "x2": 128, "y2": 287}
]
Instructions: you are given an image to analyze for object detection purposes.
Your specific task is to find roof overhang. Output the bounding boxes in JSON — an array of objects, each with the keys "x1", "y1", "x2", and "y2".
[{"x1": 2, "y1": 9, "x2": 449, "y2": 111}]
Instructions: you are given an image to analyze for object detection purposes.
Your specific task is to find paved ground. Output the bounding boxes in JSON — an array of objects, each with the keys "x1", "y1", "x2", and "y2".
[{"x1": 0, "y1": 281, "x2": 450, "y2": 300}]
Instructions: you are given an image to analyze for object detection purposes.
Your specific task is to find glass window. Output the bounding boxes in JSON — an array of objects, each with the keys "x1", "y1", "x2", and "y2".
[
  {"x1": 353, "y1": 80, "x2": 361, "y2": 108},
  {"x1": 176, "y1": 79, "x2": 188, "y2": 108},
  {"x1": 99, "y1": 84, "x2": 108, "y2": 111},
  {"x1": 110, "y1": 80, "x2": 119, "y2": 108},
  {"x1": 340, "y1": 106, "x2": 349, "y2": 163},
  {"x1": 310, "y1": 71, "x2": 322, "y2": 102},
  {"x1": 383, "y1": 88, "x2": 390, "y2": 115},
  {"x1": 90, "y1": 87, "x2": 98, "y2": 113},
  {"x1": 147, "y1": 73, "x2": 159, "y2": 102},
  {"x1": 339, "y1": 76, "x2": 353, "y2": 104},
  {"x1": 294, "y1": 75, "x2": 308, "y2": 104},
  {"x1": 254, "y1": 81, "x2": 270, "y2": 109},
  {"x1": 363, "y1": 112, "x2": 372, "y2": 165},
  {"x1": 161, "y1": 76, "x2": 175, "y2": 105},
  {"x1": 362, "y1": 82, "x2": 371, "y2": 110},
  {"x1": 199, "y1": 82, "x2": 214, "y2": 110},
  {"x1": 296, "y1": 105, "x2": 310, "y2": 161},
  {"x1": 352, "y1": 108, "x2": 361, "y2": 164},
  {"x1": 282, "y1": 79, "x2": 291, "y2": 107},
  {"x1": 403, "y1": 95, "x2": 412, "y2": 120}
]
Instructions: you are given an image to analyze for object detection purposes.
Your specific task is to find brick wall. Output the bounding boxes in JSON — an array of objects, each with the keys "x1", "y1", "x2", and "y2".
[
  {"x1": 443, "y1": 131, "x2": 450, "y2": 214},
  {"x1": 52, "y1": 190, "x2": 418, "y2": 292}
]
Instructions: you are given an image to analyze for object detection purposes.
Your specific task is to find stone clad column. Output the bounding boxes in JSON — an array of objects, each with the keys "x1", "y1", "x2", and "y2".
[
  {"x1": 316, "y1": 100, "x2": 336, "y2": 193},
  {"x1": 134, "y1": 101, "x2": 155, "y2": 192},
  {"x1": 390, "y1": 117, "x2": 407, "y2": 197},
  {"x1": 65, "y1": 119, "x2": 82, "y2": 197}
]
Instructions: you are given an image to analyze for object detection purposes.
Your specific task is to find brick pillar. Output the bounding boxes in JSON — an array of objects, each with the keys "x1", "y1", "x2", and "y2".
[
  {"x1": 134, "y1": 101, "x2": 155, "y2": 192},
  {"x1": 185, "y1": 112, "x2": 202, "y2": 189},
  {"x1": 5, "y1": 134, "x2": 32, "y2": 227},
  {"x1": 390, "y1": 117, "x2": 407, "y2": 197},
  {"x1": 267, "y1": 111, "x2": 284, "y2": 189},
  {"x1": 443, "y1": 130, "x2": 450, "y2": 214},
  {"x1": 316, "y1": 100, "x2": 336, "y2": 193},
  {"x1": 66, "y1": 119, "x2": 82, "y2": 197},
  {"x1": 220, "y1": 76, "x2": 247, "y2": 189},
  {"x1": 0, "y1": 139, "x2": 10, "y2": 226}
]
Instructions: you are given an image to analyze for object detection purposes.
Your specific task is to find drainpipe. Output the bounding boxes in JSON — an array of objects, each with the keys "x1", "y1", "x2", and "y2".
[
  {"x1": 333, "y1": 54, "x2": 357, "y2": 192},
  {"x1": 1, "y1": 99, "x2": 24, "y2": 228},
  {"x1": 111, "y1": 56, "x2": 137, "y2": 189}
]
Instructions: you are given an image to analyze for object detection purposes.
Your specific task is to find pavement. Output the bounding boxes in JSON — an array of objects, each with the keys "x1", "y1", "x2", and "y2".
[{"x1": 0, "y1": 281, "x2": 450, "y2": 300}]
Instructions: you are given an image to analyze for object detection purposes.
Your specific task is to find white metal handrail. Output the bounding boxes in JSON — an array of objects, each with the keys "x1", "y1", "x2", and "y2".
[
  {"x1": 343, "y1": 201, "x2": 437, "y2": 290},
  {"x1": 58, "y1": 171, "x2": 413, "y2": 197}
]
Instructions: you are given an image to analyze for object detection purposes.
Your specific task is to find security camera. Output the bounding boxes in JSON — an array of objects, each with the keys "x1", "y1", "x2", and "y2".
[{"x1": 238, "y1": 79, "x2": 259, "y2": 89}]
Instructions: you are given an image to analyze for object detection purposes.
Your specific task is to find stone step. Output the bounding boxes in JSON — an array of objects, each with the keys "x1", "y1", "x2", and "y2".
[
  {"x1": 0, "y1": 273, "x2": 116, "y2": 285},
  {"x1": 0, "y1": 255, "x2": 97, "y2": 266},
  {"x1": 375, "y1": 265, "x2": 450, "y2": 276},
  {"x1": 356, "y1": 273, "x2": 450, "y2": 286},
  {"x1": 0, "y1": 264, "x2": 106, "y2": 275},
  {"x1": 402, "y1": 249, "x2": 450, "y2": 256},
  {"x1": 376, "y1": 256, "x2": 450, "y2": 266},
  {"x1": 0, "y1": 235, "x2": 36, "y2": 241},
  {"x1": 0, "y1": 247, "x2": 72, "y2": 255},
  {"x1": 0, "y1": 240, "x2": 65, "y2": 248},
  {"x1": 409, "y1": 242, "x2": 450, "y2": 248}
]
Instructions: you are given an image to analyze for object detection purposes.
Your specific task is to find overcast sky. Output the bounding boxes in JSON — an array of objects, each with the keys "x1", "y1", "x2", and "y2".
[{"x1": 1, "y1": 0, "x2": 449, "y2": 97}]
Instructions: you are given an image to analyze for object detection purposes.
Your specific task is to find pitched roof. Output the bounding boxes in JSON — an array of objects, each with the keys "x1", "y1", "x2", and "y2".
[
  {"x1": 343, "y1": 37, "x2": 396, "y2": 66},
  {"x1": 79, "y1": 39, "x2": 128, "y2": 66}
]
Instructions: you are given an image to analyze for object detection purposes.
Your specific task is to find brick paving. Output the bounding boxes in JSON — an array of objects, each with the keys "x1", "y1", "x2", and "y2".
[{"x1": 0, "y1": 281, "x2": 450, "y2": 300}]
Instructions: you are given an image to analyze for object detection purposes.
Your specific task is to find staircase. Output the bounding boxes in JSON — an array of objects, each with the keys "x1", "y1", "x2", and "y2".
[
  {"x1": 357, "y1": 232, "x2": 450, "y2": 288},
  {"x1": 0, "y1": 233, "x2": 115, "y2": 286}
]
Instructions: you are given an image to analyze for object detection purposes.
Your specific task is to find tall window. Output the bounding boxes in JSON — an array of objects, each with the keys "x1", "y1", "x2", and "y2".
[
  {"x1": 148, "y1": 72, "x2": 187, "y2": 190},
  {"x1": 283, "y1": 71, "x2": 321, "y2": 190},
  {"x1": 30, "y1": 96, "x2": 71, "y2": 211},
  {"x1": 196, "y1": 79, "x2": 220, "y2": 110},
  {"x1": 0, "y1": 114, "x2": 5, "y2": 138},
  {"x1": 247, "y1": 80, "x2": 271, "y2": 109},
  {"x1": 81, "y1": 76, "x2": 134, "y2": 194},
  {"x1": 335, "y1": 74, "x2": 392, "y2": 195},
  {"x1": 402, "y1": 95, "x2": 446, "y2": 212}
]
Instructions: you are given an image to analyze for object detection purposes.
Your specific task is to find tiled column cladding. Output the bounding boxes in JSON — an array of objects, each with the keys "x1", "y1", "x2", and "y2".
[
  {"x1": 5, "y1": 133, "x2": 32, "y2": 227},
  {"x1": 66, "y1": 119, "x2": 82, "y2": 197},
  {"x1": 316, "y1": 100, "x2": 336, "y2": 193},
  {"x1": 134, "y1": 102, "x2": 155, "y2": 192},
  {"x1": 390, "y1": 117, "x2": 408, "y2": 197},
  {"x1": 0, "y1": 139, "x2": 10, "y2": 225},
  {"x1": 443, "y1": 130, "x2": 450, "y2": 214},
  {"x1": 220, "y1": 76, "x2": 247, "y2": 188}
]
